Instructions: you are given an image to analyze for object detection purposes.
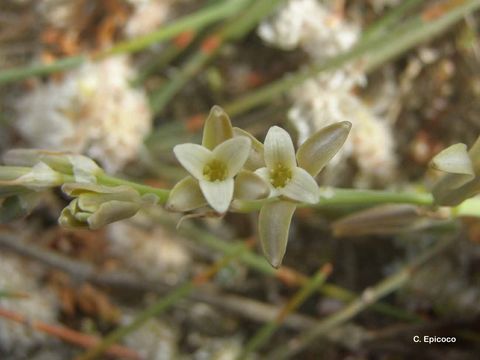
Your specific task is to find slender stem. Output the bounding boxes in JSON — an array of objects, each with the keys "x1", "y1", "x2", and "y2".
[
  {"x1": 239, "y1": 264, "x2": 332, "y2": 359},
  {"x1": 152, "y1": 215, "x2": 422, "y2": 323},
  {"x1": 96, "y1": 173, "x2": 170, "y2": 203},
  {"x1": 78, "y1": 241, "x2": 250, "y2": 360},
  {"x1": 267, "y1": 235, "x2": 456, "y2": 359},
  {"x1": 150, "y1": 0, "x2": 283, "y2": 114},
  {"x1": 361, "y1": 0, "x2": 424, "y2": 42},
  {"x1": 222, "y1": 0, "x2": 480, "y2": 117},
  {"x1": 0, "y1": 0, "x2": 251, "y2": 85}
]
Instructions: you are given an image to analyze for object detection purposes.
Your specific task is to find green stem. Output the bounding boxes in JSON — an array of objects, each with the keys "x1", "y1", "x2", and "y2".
[
  {"x1": 239, "y1": 266, "x2": 331, "y2": 359},
  {"x1": 77, "y1": 282, "x2": 194, "y2": 360},
  {"x1": 0, "y1": 0, "x2": 251, "y2": 85},
  {"x1": 96, "y1": 173, "x2": 170, "y2": 203},
  {"x1": 267, "y1": 235, "x2": 456, "y2": 359},
  {"x1": 153, "y1": 216, "x2": 422, "y2": 323},
  {"x1": 361, "y1": 0, "x2": 424, "y2": 42},
  {"x1": 78, "y1": 240, "x2": 249, "y2": 360},
  {"x1": 233, "y1": 188, "x2": 434, "y2": 213},
  {"x1": 222, "y1": 0, "x2": 480, "y2": 117},
  {"x1": 150, "y1": 0, "x2": 283, "y2": 114}
]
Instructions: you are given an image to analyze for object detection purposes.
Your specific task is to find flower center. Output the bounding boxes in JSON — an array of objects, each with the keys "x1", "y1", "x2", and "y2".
[
  {"x1": 203, "y1": 160, "x2": 227, "y2": 182},
  {"x1": 269, "y1": 163, "x2": 292, "y2": 188}
]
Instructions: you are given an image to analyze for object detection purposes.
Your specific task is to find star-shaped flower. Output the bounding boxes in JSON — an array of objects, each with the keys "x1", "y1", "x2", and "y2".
[
  {"x1": 173, "y1": 137, "x2": 251, "y2": 213},
  {"x1": 255, "y1": 126, "x2": 320, "y2": 204},
  {"x1": 256, "y1": 122, "x2": 351, "y2": 267}
]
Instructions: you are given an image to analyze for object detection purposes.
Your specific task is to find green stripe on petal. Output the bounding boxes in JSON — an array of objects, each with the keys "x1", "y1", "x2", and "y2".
[
  {"x1": 202, "y1": 106, "x2": 234, "y2": 150},
  {"x1": 297, "y1": 121, "x2": 351, "y2": 177},
  {"x1": 259, "y1": 200, "x2": 297, "y2": 268},
  {"x1": 199, "y1": 178, "x2": 234, "y2": 213},
  {"x1": 166, "y1": 176, "x2": 207, "y2": 212},
  {"x1": 212, "y1": 137, "x2": 251, "y2": 178},
  {"x1": 281, "y1": 167, "x2": 319, "y2": 204},
  {"x1": 173, "y1": 143, "x2": 212, "y2": 179},
  {"x1": 264, "y1": 126, "x2": 296, "y2": 170},
  {"x1": 234, "y1": 170, "x2": 270, "y2": 200}
]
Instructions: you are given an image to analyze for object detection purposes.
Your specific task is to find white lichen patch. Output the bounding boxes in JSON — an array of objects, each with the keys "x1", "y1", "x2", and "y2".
[
  {"x1": 0, "y1": 253, "x2": 58, "y2": 357},
  {"x1": 107, "y1": 219, "x2": 191, "y2": 284},
  {"x1": 122, "y1": 314, "x2": 179, "y2": 360},
  {"x1": 15, "y1": 56, "x2": 151, "y2": 173}
]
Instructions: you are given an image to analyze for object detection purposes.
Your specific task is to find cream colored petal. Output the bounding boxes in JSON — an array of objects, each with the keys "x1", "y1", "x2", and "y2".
[
  {"x1": 264, "y1": 126, "x2": 296, "y2": 169},
  {"x1": 468, "y1": 135, "x2": 480, "y2": 172},
  {"x1": 199, "y1": 178, "x2": 234, "y2": 213},
  {"x1": 173, "y1": 143, "x2": 212, "y2": 179},
  {"x1": 281, "y1": 167, "x2": 319, "y2": 204},
  {"x1": 297, "y1": 121, "x2": 351, "y2": 176},
  {"x1": 234, "y1": 170, "x2": 270, "y2": 200},
  {"x1": 233, "y1": 127, "x2": 265, "y2": 170},
  {"x1": 212, "y1": 137, "x2": 251, "y2": 178},
  {"x1": 166, "y1": 176, "x2": 207, "y2": 212},
  {"x1": 259, "y1": 200, "x2": 297, "y2": 268},
  {"x1": 87, "y1": 201, "x2": 141, "y2": 230},
  {"x1": 254, "y1": 167, "x2": 277, "y2": 196},
  {"x1": 430, "y1": 143, "x2": 474, "y2": 176},
  {"x1": 202, "y1": 105, "x2": 234, "y2": 150}
]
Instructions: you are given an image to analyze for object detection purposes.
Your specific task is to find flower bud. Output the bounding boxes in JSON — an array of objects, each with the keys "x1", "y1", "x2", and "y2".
[
  {"x1": 59, "y1": 184, "x2": 150, "y2": 229},
  {"x1": 4, "y1": 149, "x2": 102, "y2": 183}
]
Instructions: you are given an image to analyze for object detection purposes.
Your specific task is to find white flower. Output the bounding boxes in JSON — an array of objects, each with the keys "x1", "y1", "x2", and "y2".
[
  {"x1": 173, "y1": 137, "x2": 251, "y2": 213},
  {"x1": 256, "y1": 122, "x2": 351, "y2": 268},
  {"x1": 255, "y1": 126, "x2": 319, "y2": 204}
]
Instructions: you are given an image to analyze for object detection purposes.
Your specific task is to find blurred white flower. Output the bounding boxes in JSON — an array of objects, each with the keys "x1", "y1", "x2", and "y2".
[
  {"x1": 258, "y1": 0, "x2": 396, "y2": 185},
  {"x1": 15, "y1": 56, "x2": 151, "y2": 172},
  {"x1": 258, "y1": 0, "x2": 358, "y2": 59},
  {"x1": 125, "y1": 0, "x2": 177, "y2": 39},
  {"x1": 289, "y1": 82, "x2": 396, "y2": 185}
]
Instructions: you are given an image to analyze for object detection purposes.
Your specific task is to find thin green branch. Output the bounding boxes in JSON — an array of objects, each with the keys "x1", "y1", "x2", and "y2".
[
  {"x1": 0, "y1": 0, "x2": 251, "y2": 85},
  {"x1": 151, "y1": 214, "x2": 423, "y2": 323},
  {"x1": 238, "y1": 264, "x2": 332, "y2": 359},
  {"x1": 361, "y1": 0, "x2": 424, "y2": 42},
  {"x1": 150, "y1": 0, "x2": 284, "y2": 114},
  {"x1": 77, "y1": 240, "x2": 250, "y2": 360},
  {"x1": 267, "y1": 235, "x2": 456, "y2": 359},
  {"x1": 222, "y1": 0, "x2": 480, "y2": 117}
]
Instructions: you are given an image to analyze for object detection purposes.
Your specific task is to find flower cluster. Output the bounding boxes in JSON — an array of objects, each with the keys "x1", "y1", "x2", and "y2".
[
  {"x1": 168, "y1": 106, "x2": 351, "y2": 267},
  {"x1": 1, "y1": 106, "x2": 351, "y2": 268}
]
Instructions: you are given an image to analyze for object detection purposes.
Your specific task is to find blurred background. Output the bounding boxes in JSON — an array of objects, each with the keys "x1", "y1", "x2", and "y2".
[{"x1": 1, "y1": 0, "x2": 480, "y2": 358}]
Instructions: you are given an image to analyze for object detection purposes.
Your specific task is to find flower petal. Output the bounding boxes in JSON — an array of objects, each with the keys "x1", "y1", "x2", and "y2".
[
  {"x1": 233, "y1": 127, "x2": 265, "y2": 170},
  {"x1": 259, "y1": 200, "x2": 297, "y2": 268},
  {"x1": 212, "y1": 137, "x2": 251, "y2": 178},
  {"x1": 297, "y1": 121, "x2": 351, "y2": 176},
  {"x1": 199, "y1": 178, "x2": 234, "y2": 213},
  {"x1": 173, "y1": 143, "x2": 212, "y2": 179},
  {"x1": 166, "y1": 176, "x2": 207, "y2": 212},
  {"x1": 430, "y1": 143, "x2": 474, "y2": 176},
  {"x1": 264, "y1": 126, "x2": 296, "y2": 169},
  {"x1": 202, "y1": 106, "x2": 234, "y2": 150},
  {"x1": 281, "y1": 167, "x2": 319, "y2": 204},
  {"x1": 234, "y1": 170, "x2": 270, "y2": 200},
  {"x1": 87, "y1": 201, "x2": 141, "y2": 230},
  {"x1": 254, "y1": 167, "x2": 278, "y2": 197}
]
